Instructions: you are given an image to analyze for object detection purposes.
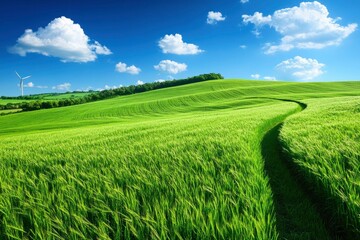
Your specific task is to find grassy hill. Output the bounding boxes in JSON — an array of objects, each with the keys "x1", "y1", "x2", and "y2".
[{"x1": 0, "y1": 79, "x2": 359, "y2": 239}]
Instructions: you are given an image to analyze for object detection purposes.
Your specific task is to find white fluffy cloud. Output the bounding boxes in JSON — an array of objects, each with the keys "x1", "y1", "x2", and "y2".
[
  {"x1": 105, "y1": 85, "x2": 117, "y2": 90},
  {"x1": 10, "y1": 16, "x2": 112, "y2": 62},
  {"x1": 243, "y1": 12, "x2": 271, "y2": 26},
  {"x1": 250, "y1": 74, "x2": 276, "y2": 81},
  {"x1": 264, "y1": 76, "x2": 277, "y2": 81},
  {"x1": 251, "y1": 74, "x2": 261, "y2": 79},
  {"x1": 24, "y1": 82, "x2": 48, "y2": 89},
  {"x1": 136, "y1": 80, "x2": 144, "y2": 85},
  {"x1": 240, "y1": 0, "x2": 249, "y2": 3},
  {"x1": 52, "y1": 82, "x2": 71, "y2": 91},
  {"x1": 159, "y1": 34, "x2": 203, "y2": 55},
  {"x1": 276, "y1": 56, "x2": 325, "y2": 81},
  {"x1": 155, "y1": 79, "x2": 166, "y2": 83},
  {"x1": 76, "y1": 86, "x2": 93, "y2": 92},
  {"x1": 154, "y1": 60, "x2": 187, "y2": 74},
  {"x1": 26, "y1": 82, "x2": 34, "y2": 88},
  {"x1": 97, "y1": 84, "x2": 123, "y2": 91},
  {"x1": 115, "y1": 62, "x2": 141, "y2": 75},
  {"x1": 207, "y1": 11, "x2": 226, "y2": 24},
  {"x1": 242, "y1": 1, "x2": 357, "y2": 54}
]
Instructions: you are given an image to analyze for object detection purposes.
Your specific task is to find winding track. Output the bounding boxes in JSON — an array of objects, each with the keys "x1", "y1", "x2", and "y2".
[{"x1": 261, "y1": 99, "x2": 337, "y2": 240}]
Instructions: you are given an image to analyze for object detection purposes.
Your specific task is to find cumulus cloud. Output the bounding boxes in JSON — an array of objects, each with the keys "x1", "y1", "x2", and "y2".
[
  {"x1": 251, "y1": 74, "x2": 261, "y2": 79},
  {"x1": 26, "y1": 82, "x2": 34, "y2": 88},
  {"x1": 76, "y1": 86, "x2": 93, "y2": 92},
  {"x1": 276, "y1": 56, "x2": 325, "y2": 81},
  {"x1": 243, "y1": 12, "x2": 272, "y2": 26},
  {"x1": 155, "y1": 79, "x2": 166, "y2": 83},
  {"x1": 97, "y1": 84, "x2": 123, "y2": 91},
  {"x1": 159, "y1": 34, "x2": 203, "y2": 55},
  {"x1": 24, "y1": 82, "x2": 48, "y2": 89},
  {"x1": 105, "y1": 85, "x2": 117, "y2": 90},
  {"x1": 10, "y1": 16, "x2": 112, "y2": 62},
  {"x1": 136, "y1": 80, "x2": 144, "y2": 85},
  {"x1": 250, "y1": 74, "x2": 276, "y2": 81},
  {"x1": 52, "y1": 82, "x2": 71, "y2": 91},
  {"x1": 242, "y1": 1, "x2": 357, "y2": 54},
  {"x1": 115, "y1": 62, "x2": 141, "y2": 75},
  {"x1": 207, "y1": 11, "x2": 226, "y2": 24},
  {"x1": 264, "y1": 76, "x2": 277, "y2": 81},
  {"x1": 154, "y1": 60, "x2": 187, "y2": 74}
]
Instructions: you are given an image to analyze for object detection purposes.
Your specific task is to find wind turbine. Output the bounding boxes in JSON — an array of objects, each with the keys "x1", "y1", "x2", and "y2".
[{"x1": 15, "y1": 71, "x2": 31, "y2": 96}]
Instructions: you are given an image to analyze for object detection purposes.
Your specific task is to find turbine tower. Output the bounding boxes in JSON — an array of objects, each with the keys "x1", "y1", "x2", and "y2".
[{"x1": 15, "y1": 71, "x2": 31, "y2": 96}]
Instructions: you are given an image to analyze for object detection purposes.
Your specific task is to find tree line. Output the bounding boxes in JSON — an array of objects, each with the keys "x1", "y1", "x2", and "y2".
[{"x1": 0, "y1": 73, "x2": 223, "y2": 112}]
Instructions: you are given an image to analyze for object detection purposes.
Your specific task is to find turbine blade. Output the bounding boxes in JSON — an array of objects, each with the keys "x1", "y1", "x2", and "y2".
[
  {"x1": 15, "y1": 71, "x2": 21, "y2": 79},
  {"x1": 22, "y1": 76, "x2": 31, "y2": 80}
]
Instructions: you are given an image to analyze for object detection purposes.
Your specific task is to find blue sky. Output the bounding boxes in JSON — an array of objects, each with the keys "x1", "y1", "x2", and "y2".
[{"x1": 0, "y1": 0, "x2": 359, "y2": 96}]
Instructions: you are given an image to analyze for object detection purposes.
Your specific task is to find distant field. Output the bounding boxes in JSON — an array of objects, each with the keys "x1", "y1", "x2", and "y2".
[
  {"x1": 42, "y1": 92, "x2": 92, "y2": 100},
  {"x1": 0, "y1": 92, "x2": 92, "y2": 105},
  {"x1": 0, "y1": 79, "x2": 359, "y2": 239},
  {"x1": 0, "y1": 99, "x2": 31, "y2": 104},
  {"x1": 0, "y1": 109, "x2": 22, "y2": 114}
]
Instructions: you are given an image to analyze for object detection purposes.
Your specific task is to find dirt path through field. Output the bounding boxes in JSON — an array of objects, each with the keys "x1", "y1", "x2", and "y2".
[{"x1": 261, "y1": 100, "x2": 336, "y2": 239}]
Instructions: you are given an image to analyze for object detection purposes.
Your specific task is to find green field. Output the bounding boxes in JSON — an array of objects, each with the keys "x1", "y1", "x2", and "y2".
[
  {"x1": 0, "y1": 109, "x2": 22, "y2": 115},
  {"x1": 0, "y1": 99, "x2": 30, "y2": 104},
  {"x1": 0, "y1": 92, "x2": 92, "y2": 105},
  {"x1": 42, "y1": 92, "x2": 92, "y2": 100},
  {"x1": 0, "y1": 79, "x2": 359, "y2": 239}
]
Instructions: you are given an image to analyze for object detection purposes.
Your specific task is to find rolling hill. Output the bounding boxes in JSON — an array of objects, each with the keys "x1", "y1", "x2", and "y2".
[{"x1": 0, "y1": 79, "x2": 359, "y2": 239}]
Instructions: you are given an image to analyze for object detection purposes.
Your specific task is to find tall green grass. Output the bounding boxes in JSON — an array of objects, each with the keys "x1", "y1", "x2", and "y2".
[
  {"x1": 0, "y1": 102, "x2": 299, "y2": 239},
  {"x1": 280, "y1": 96, "x2": 360, "y2": 238},
  {"x1": 0, "y1": 79, "x2": 358, "y2": 239}
]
